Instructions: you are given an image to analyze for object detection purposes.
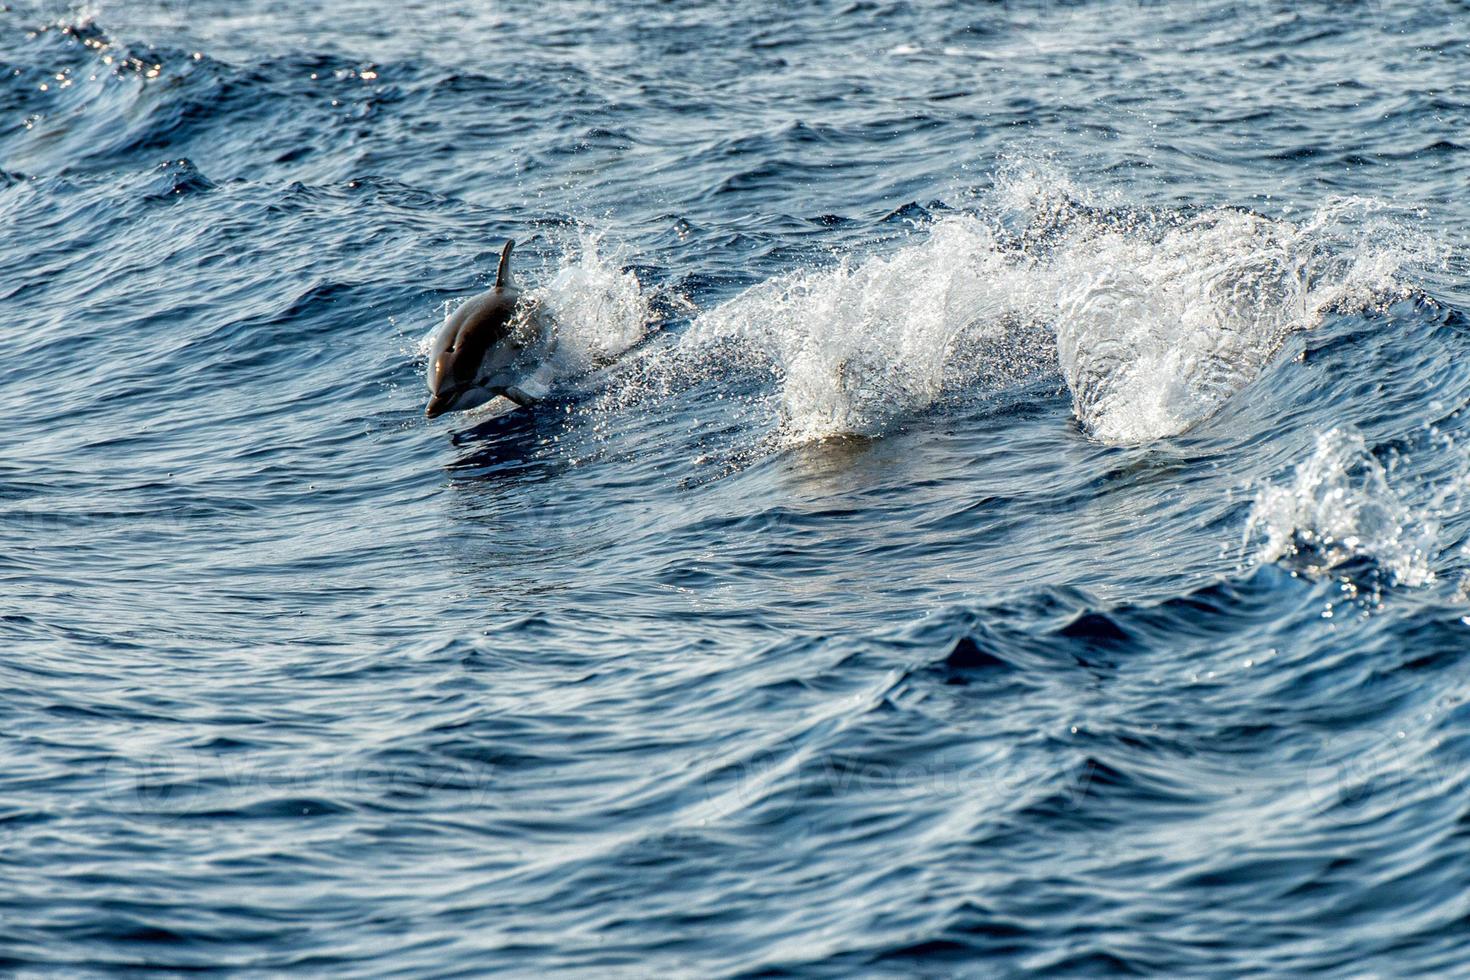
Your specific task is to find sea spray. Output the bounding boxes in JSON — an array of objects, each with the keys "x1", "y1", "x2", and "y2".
[
  {"x1": 1050, "y1": 196, "x2": 1429, "y2": 444},
  {"x1": 607, "y1": 173, "x2": 1431, "y2": 450},
  {"x1": 1245, "y1": 428, "x2": 1442, "y2": 587},
  {"x1": 683, "y1": 215, "x2": 1055, "y2": 444}
]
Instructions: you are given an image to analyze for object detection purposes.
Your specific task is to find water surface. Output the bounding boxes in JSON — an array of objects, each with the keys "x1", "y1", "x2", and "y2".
[{"x1": 4, "y1": 0, "x2": 1470, "y2": 974}]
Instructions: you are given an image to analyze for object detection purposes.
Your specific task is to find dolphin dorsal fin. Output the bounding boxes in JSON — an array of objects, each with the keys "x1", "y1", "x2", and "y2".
[{"x1": 495, "y1": 239, "x2": 515, "y2": 290}]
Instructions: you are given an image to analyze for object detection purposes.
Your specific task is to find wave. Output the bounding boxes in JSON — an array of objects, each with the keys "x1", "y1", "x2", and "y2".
[
  {"x1": 14, "y1": 16, "x2": 1435, "y2": 454},
  {"x1": 588, "y1": 168, "x2": 1435, "y2": 449},
  {"x1": 6, "y1": 10, "x2": 408, "y2": 178},
  {"x1": 683, "y1": 212, "x2": 1057, "y2": 444},
  {"x1": 1041, "y1": 181, "x2": 1432, "y2": 444}
]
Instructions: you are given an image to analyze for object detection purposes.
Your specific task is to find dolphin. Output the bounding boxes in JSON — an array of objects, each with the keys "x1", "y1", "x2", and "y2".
[{"x1": 425, "y1": 240, "x2": 556, "y2": 419}]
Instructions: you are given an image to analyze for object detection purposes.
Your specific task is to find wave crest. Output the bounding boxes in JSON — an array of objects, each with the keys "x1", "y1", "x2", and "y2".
[
  {"x1": 1050, "y1": 193, "x2": 1426, "y2": 443},
  {"x1": 627, "y1": 171, "x2": 1433, "y2": 448},
  {"x1": 686, "y1": 215, "x2": 1054, "y2": 443}
]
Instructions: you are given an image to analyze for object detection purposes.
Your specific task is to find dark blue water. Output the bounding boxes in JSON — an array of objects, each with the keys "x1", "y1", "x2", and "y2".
[{"x1": 6, "y1": 0, "x2": 1470, "y2": 974}]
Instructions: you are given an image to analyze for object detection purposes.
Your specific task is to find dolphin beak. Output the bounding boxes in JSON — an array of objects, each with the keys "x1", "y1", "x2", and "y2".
[{"x1": 425, "y1": 393, "x2": 450, "y2": 419}]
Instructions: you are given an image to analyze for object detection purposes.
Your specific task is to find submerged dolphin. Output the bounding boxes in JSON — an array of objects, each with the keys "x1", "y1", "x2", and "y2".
[{"x1": 425, "y1": 240, "x2": 556, "y2": 419}]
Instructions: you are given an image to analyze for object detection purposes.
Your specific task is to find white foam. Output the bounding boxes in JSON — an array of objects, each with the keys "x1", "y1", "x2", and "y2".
[
  {"x1": 1245, "y1": 428, "x2": 1439, "y2": 587},
  {"x1": 634, "y1": 169, "x2": 1430, "y2": 447},
  {"x1": 1050, "y1": 194, "x2": 1426, "y2": 444},
  {"x1": 531, "y1": 231, "x2": 652, "y2": 378},
  {"x1": 683, "y1": 216, "x2": 1053, "y2": 444},
  {"x1": 416, "y1": 170, "x2": 1434, "y2": 450}
]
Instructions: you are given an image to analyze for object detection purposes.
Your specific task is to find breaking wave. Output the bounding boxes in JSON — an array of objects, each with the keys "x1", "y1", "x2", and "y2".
[
  {"x1": 596, "y1": 169, "x2": 1435, "y2": 448},
  {"x1": 1046, "y1": 188, "x2": 1430, "y2": 444}
]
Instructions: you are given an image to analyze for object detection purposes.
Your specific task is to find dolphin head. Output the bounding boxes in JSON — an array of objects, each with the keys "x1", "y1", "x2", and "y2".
[
  {"x1": 424, "y1": 376, "x2": 497, "y2": 419},
  {"x1": 423, "y1": 295, "x2": 522, "y2": 417},
  {"x1": 425, "y1": 240, "x2": 530, "y2": 418}
]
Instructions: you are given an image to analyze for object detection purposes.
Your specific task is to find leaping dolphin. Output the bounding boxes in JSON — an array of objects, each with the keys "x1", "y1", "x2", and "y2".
[{"x1": 425, "y1": 240, "x2": 556, "y2": 419}]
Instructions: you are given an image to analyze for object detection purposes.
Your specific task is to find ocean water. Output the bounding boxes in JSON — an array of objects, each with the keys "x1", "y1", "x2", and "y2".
[{"x1": 5, "y1": 0, "x2": 1470, "y2": 974}]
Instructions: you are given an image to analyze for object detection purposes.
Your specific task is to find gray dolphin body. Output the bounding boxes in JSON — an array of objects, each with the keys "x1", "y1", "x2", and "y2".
[{"x1": 424, "y1": 240, "x2": 556, "y2": 419}]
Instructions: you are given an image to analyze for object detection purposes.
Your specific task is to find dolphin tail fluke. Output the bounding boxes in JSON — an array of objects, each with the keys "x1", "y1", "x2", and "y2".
[{"x1": 495, "y1": 239, "x2": 515, "y2": 290}]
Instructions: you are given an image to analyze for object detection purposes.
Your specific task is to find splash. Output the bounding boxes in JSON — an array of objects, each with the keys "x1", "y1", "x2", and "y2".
[
  {"x1": 1049, "y1": 194, "x2": 1427, "y2": 444},
  {"x1": 530, "y1": 231, "x2": 653, "y2": 377},
  {"x1": 418, "y1": 170, "x2": 1434, "y2": 450},
  {"x1": 684, "y1": 216, "x2": 1055, "y2": 443},
  {"x1": 1245, "y1": 428, "x2": 1439, "y2": 587},
  {"x1": 618, "y1": 169, "x2": 1432, "y2": 448}
]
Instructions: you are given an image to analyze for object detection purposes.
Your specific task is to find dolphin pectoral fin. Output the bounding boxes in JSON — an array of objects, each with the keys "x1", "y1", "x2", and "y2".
[
  {"x1": 509, "y1": 364, "x2": 554, "y2": 406},
  {"x1": 501, "y1": 385, "x2": 539, "y2": 408},
  {"x1": 495, "y1": 239, "x2": 515, "y2": 290}
]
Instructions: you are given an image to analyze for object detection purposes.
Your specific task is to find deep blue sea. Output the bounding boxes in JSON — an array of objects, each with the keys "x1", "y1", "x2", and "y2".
[{"x1": 5, "y1": 0, "x2": 1470, "y2": 974}]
